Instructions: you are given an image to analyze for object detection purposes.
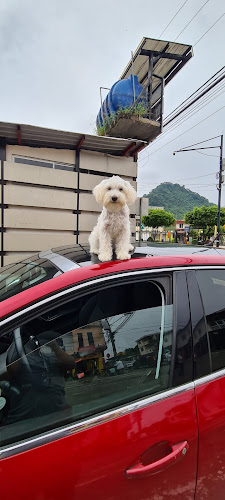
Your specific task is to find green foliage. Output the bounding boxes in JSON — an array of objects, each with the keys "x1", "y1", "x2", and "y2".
[
  {"x1": 189, "y1": 229, "x2": 198, "y2": 238},
  {"x1": 185, "y1": 205, "x2": 225, "y2": 228},
  {"x1": 185, "y1": 205, "x2": 225, "y2": 242},
  {"x1": 142, "y1": 209, "x2": 175, "y2": 229},
  {"x1": 96, "y1": 102, "x2": 147, "y2": 136},
  {"x1": 143, "y1": 182, "x2": 213, "y2": 219}
]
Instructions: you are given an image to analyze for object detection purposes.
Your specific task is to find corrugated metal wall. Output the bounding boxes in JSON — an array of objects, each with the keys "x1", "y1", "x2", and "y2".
[{"x1": 1, "y1": 145, "x2": 137, "y2": 265}]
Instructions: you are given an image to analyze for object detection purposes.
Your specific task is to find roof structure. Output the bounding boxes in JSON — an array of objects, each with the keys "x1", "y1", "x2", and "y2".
[
  {"x1": 120, "y1": 37, "x2": 193, "y2": 90},
  {"x1": 0, "y1": 121, "x2": 146, "y2": 157}
]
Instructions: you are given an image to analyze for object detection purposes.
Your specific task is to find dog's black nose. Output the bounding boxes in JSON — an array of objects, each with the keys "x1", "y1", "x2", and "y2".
[{"x1": 112, "y1": 196, "x2": 118, "y2": 202}]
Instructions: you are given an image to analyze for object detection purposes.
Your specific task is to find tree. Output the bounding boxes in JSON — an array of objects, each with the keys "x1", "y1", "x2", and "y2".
[
  {"x1": 185, "y1": 205, "x2": 225, "y2": 242},
  {"x1": 142, "y1": 209, "x2": 175, "y2": 240}
]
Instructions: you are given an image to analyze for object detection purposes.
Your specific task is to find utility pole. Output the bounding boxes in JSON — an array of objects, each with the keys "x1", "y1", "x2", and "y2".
[
  {"x1": 216, "y1": 135, "x2": 224, "y2": 247},
  {"x1": 173, "y1": 135, "x2": 224, "y2": 247},
  {"x1": 139, "y1": 197, "x2": 142, "y2": 245}
]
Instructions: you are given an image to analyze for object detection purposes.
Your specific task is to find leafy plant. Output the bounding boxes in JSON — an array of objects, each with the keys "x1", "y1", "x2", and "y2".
[{"x1": 96, "y1": 102, "x2": 147, "y2": 136}]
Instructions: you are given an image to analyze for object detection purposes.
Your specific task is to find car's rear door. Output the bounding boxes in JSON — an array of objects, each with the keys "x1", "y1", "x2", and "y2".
[
  {"x1": 0, "y1": 269, "x2": 198, "y2": 500},
  {"x1": 187, "y1": 267, "x2": 225, "y2": 500}
]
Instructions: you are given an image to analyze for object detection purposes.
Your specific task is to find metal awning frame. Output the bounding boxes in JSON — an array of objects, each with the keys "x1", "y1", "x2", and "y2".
[
  {"x1": 132, "y1": 45, "x2": 192, "y2": 125},
  {"x1": 0, "y1": 121, "x2": 146, "y2": 158}
]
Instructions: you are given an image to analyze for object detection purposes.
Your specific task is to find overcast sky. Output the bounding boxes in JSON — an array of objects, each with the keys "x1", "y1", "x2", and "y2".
[{"x1": 0, "y1": 0, "x2": 224, "y2": 204}]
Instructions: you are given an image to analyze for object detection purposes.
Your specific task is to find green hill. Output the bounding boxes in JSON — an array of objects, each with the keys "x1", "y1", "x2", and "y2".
[{"x1": 143, "y1": 182, "x2": 213, "y2": 219}]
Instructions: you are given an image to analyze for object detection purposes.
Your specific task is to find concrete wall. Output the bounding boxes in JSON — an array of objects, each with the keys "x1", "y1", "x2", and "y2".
[{"x1": 2, "y1": 145, "x2": 137, "y2": 264}]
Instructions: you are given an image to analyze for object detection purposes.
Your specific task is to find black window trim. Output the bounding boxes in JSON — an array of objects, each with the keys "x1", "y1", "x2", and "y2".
[
  {"x1": 186, "y1": 269, "x2": 212, "y2": 380},
  {"x1": 0, "y1": 269, "x2": 173, "y2": 335}
]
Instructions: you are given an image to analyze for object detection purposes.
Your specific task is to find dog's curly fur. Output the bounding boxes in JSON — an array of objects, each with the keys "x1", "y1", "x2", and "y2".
[{"x1": 89, "y1": 175, "x2": 137, "y2": 262}]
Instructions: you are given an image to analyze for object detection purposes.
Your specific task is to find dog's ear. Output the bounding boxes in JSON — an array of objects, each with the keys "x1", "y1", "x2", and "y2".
[
  {"x1": 93, "y1": 181, "x2": 105, "y2": 205},
  {"x1": 124, "y1": 181, "x2": 137, "y2": 205}
]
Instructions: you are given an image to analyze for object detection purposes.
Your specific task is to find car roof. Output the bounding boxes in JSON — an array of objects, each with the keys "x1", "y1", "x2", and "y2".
[{"x1": 1, "y1": 243, "x2": 225, "y2": 322}]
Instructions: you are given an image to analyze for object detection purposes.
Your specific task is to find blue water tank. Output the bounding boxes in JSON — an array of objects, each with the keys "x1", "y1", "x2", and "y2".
[{"x1": 97, "y1": 75, "x2": 144, "y2": 130}]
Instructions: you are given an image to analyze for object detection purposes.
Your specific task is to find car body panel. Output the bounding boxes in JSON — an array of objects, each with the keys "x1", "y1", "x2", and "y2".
[
  {"x1": 0, "y1": 387, "x2": 198, "y2": 500},
  {"x1": 195, "y1": 373, "x2": 225, "y2": 499}
]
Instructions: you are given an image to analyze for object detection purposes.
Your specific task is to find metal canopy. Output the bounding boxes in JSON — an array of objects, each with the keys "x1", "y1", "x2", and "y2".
[
  {"x1": 120, "y1": 37, "x2": 193, "y2": 92},
  {"x1": 0, "y1": 121, "x2": 146, "y2": 157}
]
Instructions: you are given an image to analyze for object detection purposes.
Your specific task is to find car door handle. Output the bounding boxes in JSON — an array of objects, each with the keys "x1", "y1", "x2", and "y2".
[{"x1": 125, "y1": 441, "x2": 189, "y2": 478}]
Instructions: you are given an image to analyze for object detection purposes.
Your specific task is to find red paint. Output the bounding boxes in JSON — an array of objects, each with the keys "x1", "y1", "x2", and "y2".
[
  {"x1": 0, "y1": 389, "x2": 198, "y2": 500},
  {"x1": 195, "y1": 376, "x2": 225, "y2": 499},
  {"x1": 1, "y1": 254, "x2": 225, "y2": 320}
]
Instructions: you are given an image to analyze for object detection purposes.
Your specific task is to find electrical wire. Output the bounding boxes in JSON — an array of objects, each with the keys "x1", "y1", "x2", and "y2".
[
  {"x1": 158, "y1": 0, "x2": 189, "y2": 38},
  {"x1": 138, "y1": 84, "x2": 225, "y2": 163},
  {"x1": 196, "y1": 150, "x2": 220, "y2": 157},
  {"x1": 175, "y1": 135, "x2": 221, "y2": 150},
  {"x1": 139, "y1": 93, "x2": 225, "y2": 163},
  {"x1": 174, "y1": 0, "x2": 210, "y2": 41},
  {"x1": 165, "y1": 66, "x2": 225, "y2": 121},
  {"x1": 163, "y1": 78, "x2": 225, "y2": 128},
  {"x1": 143, "y1": 105, "x2": 225, "y2": 157},
  {"x1": 193, "y1": 12, "x2": 225, "y2": 46},
  {"x1": 138, "y1": 171, "x2": 218, "y2": 186},
  {"x1": 160, "y1": 86, "x2": 225, "y2": 144},
  {"x1": 164, "y1": 73, "x2": 225, "y2": 127},
  {"x1": 138, "y1": 74, "x2": 225, "y2": 163}
]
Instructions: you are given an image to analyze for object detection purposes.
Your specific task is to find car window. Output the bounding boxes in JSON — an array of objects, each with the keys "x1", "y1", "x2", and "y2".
[
  {"x1": 196, "y1": 269, "x2": 225, "y2": 373},
  {"x1": 0, "y1": 258, "x2": 58, "y2": 302},
  {"x1": 0, "y1": 279, "x2": 173, "y2": 448}
]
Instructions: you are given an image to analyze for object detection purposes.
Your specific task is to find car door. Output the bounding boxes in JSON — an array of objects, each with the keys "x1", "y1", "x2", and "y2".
[
  {"x1": 0, "y1": 269, "x2": 198, "y2": 500},
  {"x1": 188, "y1": 267, "x2": 225, "y2": 500}
]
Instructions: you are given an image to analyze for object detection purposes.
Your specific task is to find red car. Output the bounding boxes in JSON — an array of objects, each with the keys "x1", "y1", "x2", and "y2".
[{"x1": 0, "y1": 244, "x2": 225, "y2": 500}]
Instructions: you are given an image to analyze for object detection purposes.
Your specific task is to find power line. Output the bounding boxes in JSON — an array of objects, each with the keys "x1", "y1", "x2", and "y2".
[
  {"x1": 162, "y1": 77, "x2": 225, "y2": 130},
  {"x1": 138, "y1": 69, "x2": 225, "y2": 163},
  {"x1": 138, "y1": 171, "x2": 218, "y2": 185},
  {"x1": 174, "y1": 0, "x2": 210, "y2": 41},
  {"x1": 193, "y1": 12, "x2": 225, "y2": 46},
  {"x1": 139, "y1": 87, "x2": 225, "y2": 163},
  {"x1": 164, "y1": 67, "x2": 225, "y2": 121},
  {"x1": 138, "y1": 82, "x2": 225, "y2": 160},
  {"x1": 174, "y1": 135, "x2": 221, "y2": 150},
  {"x1": 160, "y1": 84, "x2": 225, "y2": 142},
  {"x1": 159, "y1": 0, "x2": 189, "y2": 38},
  {"x1": 164, "y1": 72, "x2": 225, "y2": 127},
  {"x1": 196, "y1": 150, "x2": 220, "y2": 157},
  {"x1": 144, "y1": 105, "x2": 225, "y2": 156}
]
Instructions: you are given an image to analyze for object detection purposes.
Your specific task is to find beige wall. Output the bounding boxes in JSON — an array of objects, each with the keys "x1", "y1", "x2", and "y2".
[
  {"x1": 2, "y1": 144, "x2": 137, "y2": 265},
  {"x1": 6, "y1": 145, "x2": 76, "y2": 165}
]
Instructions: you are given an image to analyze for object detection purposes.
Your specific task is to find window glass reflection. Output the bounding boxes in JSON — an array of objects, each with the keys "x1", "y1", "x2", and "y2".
[{"x1": 0, "y1": 280, "x2": 173, "y2": 447}]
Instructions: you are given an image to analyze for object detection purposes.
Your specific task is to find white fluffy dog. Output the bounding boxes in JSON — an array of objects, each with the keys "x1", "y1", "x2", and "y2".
[{"x1": 89, "y1": 175, "x2": 137, "y2": 262}]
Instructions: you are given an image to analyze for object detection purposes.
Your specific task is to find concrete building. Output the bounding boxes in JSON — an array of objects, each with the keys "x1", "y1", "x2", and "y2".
[
  {"x1": 0, "y1": 122, "x2": 145, "y2": 266},
  {"x1": 137, "y1": 334, "x2": 159, "y2": 356}
]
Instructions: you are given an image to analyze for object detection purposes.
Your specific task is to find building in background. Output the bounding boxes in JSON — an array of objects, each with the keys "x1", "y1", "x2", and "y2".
[{"x1": 0, "y1": 122, "x2": 145, "y2": 266}]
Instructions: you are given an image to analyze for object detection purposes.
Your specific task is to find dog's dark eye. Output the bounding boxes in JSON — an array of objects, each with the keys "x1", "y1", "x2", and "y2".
[
  {"x1": 107, "y1": 187, "x2": 111, "y2": 190},
  {"x1": 119, "y1": 188, "x2": 123, "y2": 191}
]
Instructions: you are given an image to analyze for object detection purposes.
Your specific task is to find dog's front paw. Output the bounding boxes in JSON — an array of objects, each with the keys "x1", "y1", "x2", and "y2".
[
  {"x1": 116, "y1": 252, "x2": 131, "y2": 261},
  {"x1": 90, "y1": 248, "x2": 99, "y2": 255},
  {"x1": 98, "y1": 253, "x2": 112, "y2": 262},
  {"x1": 128, "y1": 244, "x2": 134, "y2": 252}
]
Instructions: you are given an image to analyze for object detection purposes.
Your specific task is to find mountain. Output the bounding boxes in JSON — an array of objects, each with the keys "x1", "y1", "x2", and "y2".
[{"x1": 143, "y1": 182, "x2": 213, "y2": 219}]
